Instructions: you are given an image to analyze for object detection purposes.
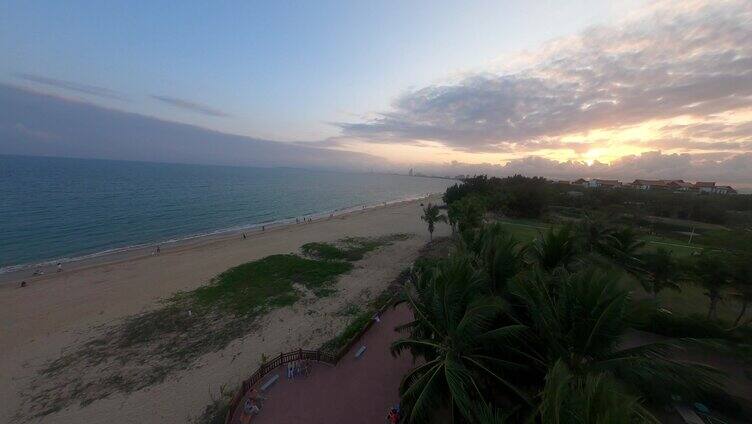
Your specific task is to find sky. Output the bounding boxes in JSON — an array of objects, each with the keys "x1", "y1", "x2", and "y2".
[{"x1": 1, "y1": 0, "x2": 751, "y2": 184}]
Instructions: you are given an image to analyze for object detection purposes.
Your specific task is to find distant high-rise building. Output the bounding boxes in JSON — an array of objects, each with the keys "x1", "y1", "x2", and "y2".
[{"x1": 408, "y1": 168, "x2": 413, "y2": 176}]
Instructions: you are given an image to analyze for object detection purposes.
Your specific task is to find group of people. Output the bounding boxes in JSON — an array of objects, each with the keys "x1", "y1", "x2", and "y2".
[
  {"x1": 286, "y1": 359, "x2": 310, "y2": 379},
  {"x1": 386, "y1": 405, "x2": 401, "y2": 423}
]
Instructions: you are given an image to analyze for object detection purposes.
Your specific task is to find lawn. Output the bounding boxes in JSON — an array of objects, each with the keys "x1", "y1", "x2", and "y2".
[{"x1": 654, "y1": 283, "x2": 743, "y2": 324}]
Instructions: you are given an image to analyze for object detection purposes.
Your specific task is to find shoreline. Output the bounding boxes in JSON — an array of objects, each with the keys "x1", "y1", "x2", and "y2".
[{"x1": 0, "y1": 193, "x2": 438, "y2": 285}]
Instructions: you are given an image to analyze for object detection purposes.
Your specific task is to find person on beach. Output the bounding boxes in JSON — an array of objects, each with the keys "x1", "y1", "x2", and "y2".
[
  {"x1": 242, "y1": 233, "x2": 247, "y2": 239},
  {"x1": 20, "y1": 281, "x2": 27, "y2": 288},
  {"x1": 56, "y1": 263, "x2": 62, "y2": 272},
  {"x1": 262, "y1": 225, "x2": 265, "y2": 231}
]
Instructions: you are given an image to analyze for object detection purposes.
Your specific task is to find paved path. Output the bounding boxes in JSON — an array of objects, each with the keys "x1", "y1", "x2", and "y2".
[{"x1": 246, "y1": 304, "x2": 414, "y2": 424}]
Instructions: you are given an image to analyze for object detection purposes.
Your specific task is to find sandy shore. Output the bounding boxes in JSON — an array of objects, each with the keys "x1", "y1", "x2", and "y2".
[{"x1": 0, "y1": 195, "x2": 450, "y2": 424}]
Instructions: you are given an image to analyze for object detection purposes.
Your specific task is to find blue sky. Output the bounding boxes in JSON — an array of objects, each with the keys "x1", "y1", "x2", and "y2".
[
  {"x1": 1, "y1": 0, "x2": 638, "y2": 140},
  {"x1": 2, "y1": 0, "x2": 751, "y2": 184}
]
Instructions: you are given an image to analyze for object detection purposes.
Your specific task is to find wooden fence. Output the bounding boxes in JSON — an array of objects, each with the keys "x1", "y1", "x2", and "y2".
[{"x1": 224, "y1": 297, "x2": 395, "y2": 424}]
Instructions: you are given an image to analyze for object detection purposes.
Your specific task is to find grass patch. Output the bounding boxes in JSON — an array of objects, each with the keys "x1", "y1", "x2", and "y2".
[
  {"x1": 654, "y1": 283, "x2": 743, "y2": 324},
  {"x1": 302, "y1": 234, "x2": 411, "y2": 262},
  {"x1": 321, "y1": 310, "x2": 374, "y2": 353},
  {"x1": 320, "y1": 289, "x2": 394, "y2": 354},
  {"x1": 193, "y1": 254, "x2": 351, "y2": 314}
]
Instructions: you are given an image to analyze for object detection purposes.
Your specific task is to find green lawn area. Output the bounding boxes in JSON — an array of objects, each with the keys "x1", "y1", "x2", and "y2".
[
  {"x1": 495, "y1": 219, "x2": 549, "y2": 241},
  {"x1": 654, "y1": 283, "x2": 743, "y2": 324}
]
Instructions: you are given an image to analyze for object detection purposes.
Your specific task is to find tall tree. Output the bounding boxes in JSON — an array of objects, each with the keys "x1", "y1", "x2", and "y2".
[
  {"x1": 420, "y1": 202, "x2": 447, "y2": 241},
  {"x1": 729, "y1": 254, "x2": 752, "y2": 327},
  {"x1": 691, "y1": 252, "x2": 731, "y2": 320},
  {"x1": 527, "y1": 225, "x2": 578, "y2": 272},
  {"x1": 640, "y1": 247, "x2": 681, "y2": 299}
]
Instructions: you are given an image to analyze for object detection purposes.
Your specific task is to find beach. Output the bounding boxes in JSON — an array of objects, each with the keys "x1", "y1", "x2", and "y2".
[{"x1": 0, "y1": 195, "x2": 450, "y2": 423}]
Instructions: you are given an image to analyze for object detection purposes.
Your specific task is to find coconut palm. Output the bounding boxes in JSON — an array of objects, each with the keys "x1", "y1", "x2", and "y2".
[
  {"x1": 691, "y1": 252, "x2": 731, "y2": 320},
  {"x1": 392, "y1": 256, "x2": 530, "y2": 423},
  {"x1": 421, "y1": 202, "x2": 447, "y2": 241},
  {"x1": 574, "y1": 216, "x2": 617, "y2": 255},
  {"x1": 527, "y1": 225, "x2": 578, "y2": 272},
  {"x1": 608, "y1": 227, "x2": 646, "y2": 274},
  {"x1": 478, "y1": 227, "x2": 523, "y2": 294},
  {"x1": 640, "y1": 247, "x2": 681, "y2": 299}
]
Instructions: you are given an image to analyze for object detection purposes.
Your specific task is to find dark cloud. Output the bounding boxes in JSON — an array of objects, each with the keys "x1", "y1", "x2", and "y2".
[
  {"x1": 0, "y1": 84, "x2": 380, "y2": 171},
  {"x1": 339, "y1": 0, "x2": 752, "y2": 154},
  {"x1": 151, "y1": 95, "x2": 229, "y2": 118},
  {"x1": 14, "y1": 73, "x2": 127, "y2": 101}
]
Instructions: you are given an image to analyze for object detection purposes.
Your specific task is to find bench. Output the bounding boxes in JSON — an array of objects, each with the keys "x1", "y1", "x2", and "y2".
[
  {"x1": 260, "y1": 374, "x2": 279, "y2": 392},
  {"x1": 355, "y1": 345, "x2": 367, "y2": 359}
]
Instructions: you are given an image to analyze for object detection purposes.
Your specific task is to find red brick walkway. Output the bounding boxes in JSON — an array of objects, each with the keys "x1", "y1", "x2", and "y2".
[{"x1": 246, "y1": 304, "x2": 414, "y2": 424}]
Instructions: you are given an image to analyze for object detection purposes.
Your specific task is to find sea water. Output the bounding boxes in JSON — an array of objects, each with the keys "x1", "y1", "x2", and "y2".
[{"x1": 0, "y1": 155, "x2": 455, "y2": 272}]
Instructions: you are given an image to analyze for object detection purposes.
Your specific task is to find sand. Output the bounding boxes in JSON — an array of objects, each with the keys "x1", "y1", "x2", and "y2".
[{"x1": 0, "y1": 195, "x2": 450, "y2": 424}]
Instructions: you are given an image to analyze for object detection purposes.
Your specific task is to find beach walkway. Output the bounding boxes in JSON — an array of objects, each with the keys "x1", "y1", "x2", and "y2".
[{"x1": 240, "y1": 304, "x2": 414, "y2": 424}]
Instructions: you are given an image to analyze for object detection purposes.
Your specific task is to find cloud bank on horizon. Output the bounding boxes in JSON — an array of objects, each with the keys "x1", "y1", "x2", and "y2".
[
  {"x1": 339, "y1": 0, "x2": 752, "y2": 183},
  {"x1": 0, "y1": 84, "x2": 380, "y2": 171}
]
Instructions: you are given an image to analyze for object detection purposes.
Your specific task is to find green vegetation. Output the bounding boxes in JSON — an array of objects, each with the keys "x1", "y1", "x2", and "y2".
[
  {"x1": 28, "y1": 235, "x2": 409, "y2": 418},
  {"x1": 302, "y1": 234, "x2": 410, "y2": 261},
  {"x1": 320, "y1": 283, "x2": 396, "y2": 354},
  {"x1": 389, "y1": 178, "x2": 752, "y2": 423}
]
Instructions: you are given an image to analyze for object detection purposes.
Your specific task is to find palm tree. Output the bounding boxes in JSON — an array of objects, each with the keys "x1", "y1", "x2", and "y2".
[
  {"x1": 609, "y1": 227, "x2": 646, "y2": 273},
  {"x1": 421, "y1": 202, "x2": 447, "y2": 241},
  {"x1": 539, "y1": 360, "x2": 658, "y2": 423},
  {"x1": 574, "y1": 216, "x2": 617, "y2": 255},
  {"x1": 447, "y1": 202, "x2": 461, "y2": 235},
  {"x1": 527, "y1": 225, "x2": 578, "y2": 272},
  {"x1": 392, "y1": 256, "x2": 530, "y2": 423},
  {"x1": 691, "y1": 252, "x2": 731, "y2": 320},
  {"x1": 477, "y1": 225, "x2": 523, "y2": 294},
  {"x1": 729, "y1": 254, "x2": 752, "y2": 327},
  {"x1": 640, "y1": 247, "x2": 681, "y2": 299}
]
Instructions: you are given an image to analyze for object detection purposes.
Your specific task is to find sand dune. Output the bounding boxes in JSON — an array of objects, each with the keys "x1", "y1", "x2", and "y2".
[{"x1": 0, "y1": 195, "x2": 449, "y2": 423}]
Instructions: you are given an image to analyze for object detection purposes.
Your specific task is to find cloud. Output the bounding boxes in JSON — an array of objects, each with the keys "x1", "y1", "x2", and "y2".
[
  {"x1": 339, "y1": 0, "x2": 752, "y2": 155},
  {"x1": 151, "y1": 95, "x2": 229, "y2": 118},
  {"x1": 14, "y1": 73, "x2": 127, "y2": 101},
  {"x1": 0, "y1": 84, "x2": 380, "y2": 171}
]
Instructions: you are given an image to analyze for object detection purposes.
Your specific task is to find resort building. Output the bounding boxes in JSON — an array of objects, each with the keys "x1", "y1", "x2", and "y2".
[
  {"x1": 632, "y1": 179, "x2": 671, "y2": 190},
  {"x1": 694, "y1": 181, "x2": 716, "y2": 193},
  {"x1": 587, "y1": 179, "x2": 622, "y2": 188}
]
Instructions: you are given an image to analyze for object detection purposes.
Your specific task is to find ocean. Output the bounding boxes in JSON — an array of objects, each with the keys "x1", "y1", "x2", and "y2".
[{"x1": 0, "y1": 155, "x2": 455, "y2": 272}]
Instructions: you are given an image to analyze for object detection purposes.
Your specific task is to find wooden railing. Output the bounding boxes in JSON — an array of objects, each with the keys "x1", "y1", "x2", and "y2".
[
  {"x1": 224, "y1": 348, "x2": 337, "y2": 423},
  {"x1": 224, "y1": 296, "x2": 395, "y2": 424}
]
